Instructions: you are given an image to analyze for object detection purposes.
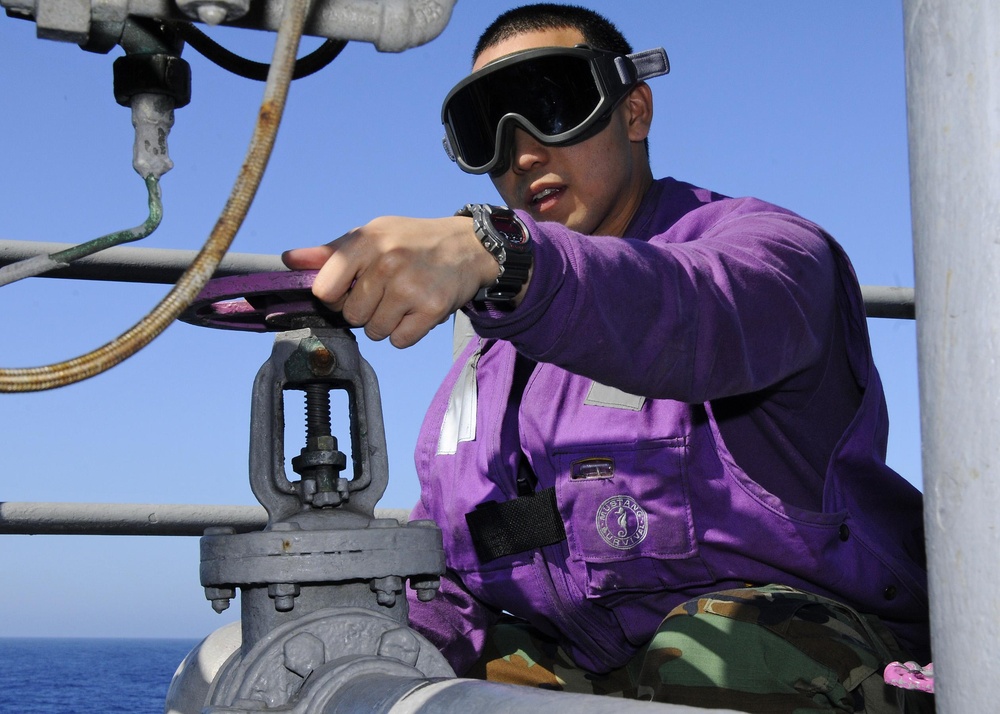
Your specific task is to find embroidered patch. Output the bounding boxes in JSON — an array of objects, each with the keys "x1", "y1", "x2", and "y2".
[{"x1": 596, "y1": 496, "x2": 649, "y2": 550}]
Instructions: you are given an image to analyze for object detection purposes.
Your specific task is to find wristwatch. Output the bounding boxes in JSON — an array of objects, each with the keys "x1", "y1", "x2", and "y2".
[{"x1": 456, "y1": 203, "x2": 533, "y2": 304}]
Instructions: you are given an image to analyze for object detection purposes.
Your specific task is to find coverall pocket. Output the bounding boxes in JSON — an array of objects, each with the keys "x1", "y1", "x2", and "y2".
[{"x1": 554, "y1": 438, "x2": 714, "y2": 600}]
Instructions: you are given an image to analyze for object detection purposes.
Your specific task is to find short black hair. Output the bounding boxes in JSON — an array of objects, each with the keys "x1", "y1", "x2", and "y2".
[{"x1": 474, "y1": 3, "x2": 633, "y2": 63}]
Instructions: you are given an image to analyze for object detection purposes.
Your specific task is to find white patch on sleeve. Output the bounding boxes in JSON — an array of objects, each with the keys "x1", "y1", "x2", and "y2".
[
  {"x1": 437, "y1": 347, "x2": 481, "y2": 455},
  {"x1": 584, "y1": 381, "x2": 646, "y2": 411}
]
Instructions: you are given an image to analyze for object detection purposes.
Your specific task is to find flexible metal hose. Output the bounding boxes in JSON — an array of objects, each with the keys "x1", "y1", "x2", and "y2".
[
  {"x1": 0, "y1": 0, "x2": 310, "y2": 393},
  {"x1": 0, "y1": 175, "x2": 163, "y2": 288}
]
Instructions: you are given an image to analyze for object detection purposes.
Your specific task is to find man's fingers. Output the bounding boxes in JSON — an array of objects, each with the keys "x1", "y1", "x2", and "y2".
[
  {"x1": 312, "y1": 242, "x2": 362, "y2": 308},
  {"x1": 341, "y1": 271, "x2": 388, "y2": 330},
  {"x1": 387, "y1": 312, "x2": 437, "y2": 349},
  {"x1": 283, "y1": 215, "x2": 489, "y2": 348},
  {"x1": 281, "y1": 245, "x2": 334, "y2": 270},
  {"x1": 358, "y1": 287, "x2": 441, "y2": 347},
  {"x1": 360, "y1": 308, "x2": 435, "y2": 349}
]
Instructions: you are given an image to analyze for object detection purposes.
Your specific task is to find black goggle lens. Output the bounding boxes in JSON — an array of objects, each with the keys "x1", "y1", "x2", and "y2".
[{"x1": 445, "y1": 54, "x2": 604, "y2": 170}]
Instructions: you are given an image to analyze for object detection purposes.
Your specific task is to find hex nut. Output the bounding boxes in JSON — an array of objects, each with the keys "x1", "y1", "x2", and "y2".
[
  {"x1": 377, "y1": 627, "x2": 421, "y2": 667},
  {"x1": 312, "y1": 490, "x2": 343, "y2": 508},
  {"x1": 283, "y1": 632, "x2": 326, "y2": 678},
  {"x1": 411, "y1": 577, "x2": 441, "y2": 602},
  {"x1": 370, "y1": 575, "x2": 403, "y2": 607},
  {"x1": 204, "y1": 586, "x2": 236, "y2": 613},
  {"x1": 268, "y1": 582, "x2": 301, "y2": 612}
]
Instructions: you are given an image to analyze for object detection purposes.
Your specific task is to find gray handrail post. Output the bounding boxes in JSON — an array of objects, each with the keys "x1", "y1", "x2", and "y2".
[{"x1": 903, "y1": 1, "x2": 1000, "y2": 709}]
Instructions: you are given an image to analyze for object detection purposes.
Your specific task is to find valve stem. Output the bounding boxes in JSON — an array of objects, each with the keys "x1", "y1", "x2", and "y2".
[{"x1": 291, "y1": 385, "x2": 348, "y2": 507}]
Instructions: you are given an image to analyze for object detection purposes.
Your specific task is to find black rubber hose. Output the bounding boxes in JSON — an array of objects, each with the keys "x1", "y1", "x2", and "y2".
[{"x1": 174, "y1": 22, "x2": 347, "y2": 81}]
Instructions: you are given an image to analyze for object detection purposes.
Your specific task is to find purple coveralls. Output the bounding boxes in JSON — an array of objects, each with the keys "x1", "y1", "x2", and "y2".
[{"x1": 408, "y1": 178, "x2": 929, "y2": 675}]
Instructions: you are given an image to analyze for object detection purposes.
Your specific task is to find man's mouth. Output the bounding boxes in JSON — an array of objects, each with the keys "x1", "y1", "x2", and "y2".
[{"x1": 530, "y1": 186, "x2": 563, "y2": 209}]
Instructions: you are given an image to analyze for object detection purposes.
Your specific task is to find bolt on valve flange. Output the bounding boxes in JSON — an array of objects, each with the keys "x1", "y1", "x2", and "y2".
[{"x1": 199, "y1": 517, "x2": 446, "y2": 615}]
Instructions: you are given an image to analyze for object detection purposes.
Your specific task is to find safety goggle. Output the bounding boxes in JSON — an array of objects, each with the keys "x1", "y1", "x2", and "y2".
[{"x1": 441, "y1": 45, "x2": 669, "y2": 176}]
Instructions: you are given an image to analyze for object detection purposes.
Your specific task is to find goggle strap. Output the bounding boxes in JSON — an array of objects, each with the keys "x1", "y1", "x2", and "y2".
[
  {"x1": 618, "y1": 47, "x2": 670, "y2": 84},
  {"x1": 442, "y1": 135, "x2": 456, "y2": 162}
]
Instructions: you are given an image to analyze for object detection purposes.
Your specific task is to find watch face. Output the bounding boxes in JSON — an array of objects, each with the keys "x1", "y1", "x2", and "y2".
[{"x1": 490, "y1": 212, "x2": 529, "y2": 246}]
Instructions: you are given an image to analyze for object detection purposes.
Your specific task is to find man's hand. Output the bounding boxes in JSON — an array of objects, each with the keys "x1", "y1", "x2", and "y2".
[{"x1": 282, "y1": 216, "x2": 499, "y2": 348}]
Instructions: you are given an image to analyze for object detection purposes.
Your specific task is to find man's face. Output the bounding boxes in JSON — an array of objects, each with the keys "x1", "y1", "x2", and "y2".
[{"x1": 473, "y1": 27, "x2": 652, "y2": 237}]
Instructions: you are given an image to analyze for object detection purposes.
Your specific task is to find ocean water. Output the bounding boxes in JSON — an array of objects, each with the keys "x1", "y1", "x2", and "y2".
[{"x1": 0, "y1": 638, "x2": 199, "y2": 714}]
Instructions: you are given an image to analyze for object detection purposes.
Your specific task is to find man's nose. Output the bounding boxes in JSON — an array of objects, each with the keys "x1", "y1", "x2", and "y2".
[{"x1": 510, "y1": 126, "x2": 549, "y2": 173}]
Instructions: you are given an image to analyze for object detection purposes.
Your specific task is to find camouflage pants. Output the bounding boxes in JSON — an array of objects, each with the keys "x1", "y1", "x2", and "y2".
[{"x1": 466, "y1": 585, "x2": 934, "y2": 713}]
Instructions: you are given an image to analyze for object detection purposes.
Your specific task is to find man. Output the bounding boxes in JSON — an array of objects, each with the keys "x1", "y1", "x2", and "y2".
[{"x1": 283, "y1": 4, "x2": 930, "y2": 711}]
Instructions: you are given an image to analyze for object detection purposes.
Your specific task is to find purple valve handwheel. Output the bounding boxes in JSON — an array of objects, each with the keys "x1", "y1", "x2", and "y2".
[{"x1": 179, "y1": 271, "x2": 351, "y2": 332}]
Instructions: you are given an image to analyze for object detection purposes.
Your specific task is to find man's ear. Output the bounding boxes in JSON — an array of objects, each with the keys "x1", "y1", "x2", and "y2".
[{"x1": 624, "y1": 82, "x2": 654, "y2": 142}]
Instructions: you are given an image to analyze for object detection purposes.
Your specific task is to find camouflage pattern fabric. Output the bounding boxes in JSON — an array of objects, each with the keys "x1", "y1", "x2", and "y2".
[
  {"x1": 466, "y1": 616, "x2": 640, "y2": 697},
  {"x1": 467, "y1": 585, "x2": 935, "y2": 713}
]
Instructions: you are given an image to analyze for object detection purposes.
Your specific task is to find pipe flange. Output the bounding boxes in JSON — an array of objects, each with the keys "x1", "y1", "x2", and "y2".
[
  {"x1": 201, "y1": 517, "x2": 445, "y2": 589},
  {"x1": 209, "y1": 606, "x2": 454, "y2": 710}
]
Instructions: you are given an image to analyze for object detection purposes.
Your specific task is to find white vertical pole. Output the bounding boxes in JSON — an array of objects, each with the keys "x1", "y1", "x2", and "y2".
[{"x1": 903, "y1": 1, "x2": 1000, "y2": 710}]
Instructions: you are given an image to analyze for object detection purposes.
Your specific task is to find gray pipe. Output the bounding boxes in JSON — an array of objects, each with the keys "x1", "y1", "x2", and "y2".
[
  {"x1": 0, "y1": 240, "x2": 915, "y2": 320},
  {"x1": 327, "y1": 673, "x2": 740, "y2": 714},
  {"x1": 0, "y1": 240, "x2": 285, "y2": 284},
  {"x1": 903, "y1": 0, "x2": 1000, "y2": 709},
  {"x1": 4, "y1": 0, "x2": 457, "y2": 51},
  {"x1": 0, "y1": 501, "x2": 410, "y2": 535}
]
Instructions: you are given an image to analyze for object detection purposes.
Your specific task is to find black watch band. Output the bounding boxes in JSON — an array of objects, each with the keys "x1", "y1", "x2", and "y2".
[{"x1": 456, "y1": 203, "x2": 533, "y2": 304}]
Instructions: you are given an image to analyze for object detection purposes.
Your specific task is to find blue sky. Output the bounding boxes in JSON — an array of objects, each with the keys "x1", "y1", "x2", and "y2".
[{"x1": 0, "y1": 1, "x2": 919, "y2": 639}]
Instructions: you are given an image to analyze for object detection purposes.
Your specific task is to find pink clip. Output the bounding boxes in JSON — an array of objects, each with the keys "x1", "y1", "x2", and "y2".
[{"x1": 883, "y1": 661, "x2": 934, "y2": 694}]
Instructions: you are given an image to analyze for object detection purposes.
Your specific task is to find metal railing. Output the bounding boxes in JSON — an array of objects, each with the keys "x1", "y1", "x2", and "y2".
[
  {"x1": 0, "y1": 501, "x2": 411, "y2": 535},
  {"x1": 0, "y1": 239, "x2": 917, "y2": 540},
  {"x1": 6, "y1": 3, "x2": 1000, "y2": 710},
  {"x1": 0, "y1": 238, "x2": 915, "y2": 714},
  {"x1": 0, "y1": 239, "x2": 917, "y2": 318}
]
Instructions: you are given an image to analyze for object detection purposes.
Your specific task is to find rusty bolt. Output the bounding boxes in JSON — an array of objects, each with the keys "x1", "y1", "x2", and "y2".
[{"x1": 307, "y1": 345, "x2": 336, "y2": 376}]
